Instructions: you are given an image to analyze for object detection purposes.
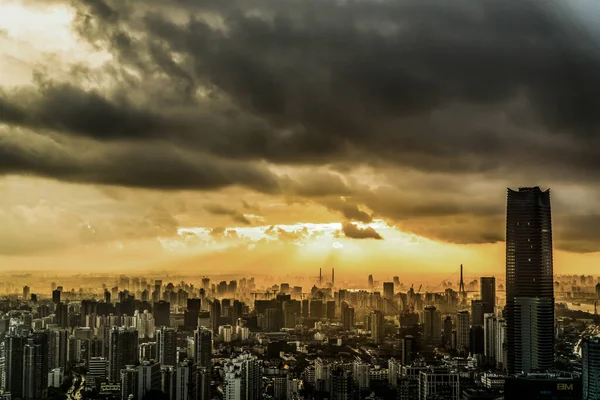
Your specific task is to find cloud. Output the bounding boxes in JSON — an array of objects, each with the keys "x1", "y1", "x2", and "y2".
[
  {"x1": 342, "y1": 222, "x2": 383, "y2": 240},
  {"x1": 205, "y1": 204, "x2": 251, "y2": 225},
  {"x1": 3, "y1": 0, "x2": 600, "y2": 252},
  {"x1": 321, "y1": 198, "x2": 372, "y2": 223}
]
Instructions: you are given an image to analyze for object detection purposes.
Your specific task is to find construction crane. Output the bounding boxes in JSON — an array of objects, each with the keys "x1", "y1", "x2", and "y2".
[{"x1": 401, "y1": 283, "x2": 422, "y2": 315}]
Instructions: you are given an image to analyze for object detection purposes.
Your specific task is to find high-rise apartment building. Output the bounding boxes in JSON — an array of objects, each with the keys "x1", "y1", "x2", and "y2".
[
  {"x1": 194, "y1": 327, "x2": 212, "y2": 368},
  {"x1": 505, "y1": 187, "x2": 554, "y2": 373},
  {"x1": 157, "y1": 327, "x2": 178, "y2": 367},
  {"x1": 109, "y1": 327, "x2": 139, "y2": 382},
  {"x1": 330, "y1": 368, "x2": 355, "y2": 400},
  {"x1": 137, "y1": 361, "x2": 161, "y2": 399},
  {"x1": 223, "y1": 353, "x2": 261, "y2": 400}
]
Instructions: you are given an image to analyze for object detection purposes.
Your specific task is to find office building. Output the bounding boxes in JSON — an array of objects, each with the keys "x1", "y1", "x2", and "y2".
[
  {"x1": 87, "y1": 357, "x2": 108, "y2": 389},
  {"x1": 211, "y1": 300, "x2": 221, "y2": 334},
  {"x1": 383, "y1": 282, "x2": 394, "y2": 299},
  {"x1": 583, "y1": 335, "x2": 600, "y2": 400},
  {"x1": 457, "y1": 311, "x2": 471, "y2": 354},
  {"x1": 23, "y1": 338, "x2": 44, "y2": 399},
  {"x1": 371, "y1": 310, "x2": 385, "y2": 343},
  {"x1": 505, "y1": 187, "x2": 554, "y2": 373},
  {"x1": 340, "y1": 302, "x2": 355, "y2": 331},
  {"x1": 483, "y1": 313, "x2": 497, "y2": 365},
  {"x1": 471, "y1": 300, "x2": 484, "y2": 326},
  {"x1": 418, "y1": 368, "x2": 460, "y2": 400},
  {"x1": 480, "y1": 277, "x2": 496, "y2": 314},
  {"x1": 153, "y1": 301, "x2": 171, "y2": 327},
  {"x1": 196, "y1": 367, "x2": 211, "y2": 400},
  {"x1": 504, "y1": 373, "x2": 581, "y2": 400},
  {"x1": 423, "y1": 306, "x2": 441, "y2": 345},
  {"x1": 52, "y1": 289, "x2": 61, "y2": 304},
  {"x1": 401, "y1": 336, "x2": 415, "y2": 365},
  {"x1": 5, "y1": 334, "x2": 25, "y2": 399}
]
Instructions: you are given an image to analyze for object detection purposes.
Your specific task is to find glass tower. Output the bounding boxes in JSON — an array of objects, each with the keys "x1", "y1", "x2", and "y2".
[{"x1": 505, "y1": 187, "x2": 554, "y2": 373}]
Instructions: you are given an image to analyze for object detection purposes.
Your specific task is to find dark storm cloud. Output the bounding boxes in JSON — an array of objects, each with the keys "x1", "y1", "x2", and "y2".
[
  {"x1": 342, "y1": 222, "x2": 383, "y2": 240},
  {"x1": 0, "y1": 127, "x2": 280, "y2": 192},
  {"x1": 5, "y1": 0, "x2": 600, "y2": 173},
  {"x1": 3, "y1": 0, "x2": 600, "y2": 250},
  {"x1": 321, "y1": 198, "x2": 372, "y2": 223},
  {"x1": 205, "y1": 204, "x2": 251, "y2": 224}
]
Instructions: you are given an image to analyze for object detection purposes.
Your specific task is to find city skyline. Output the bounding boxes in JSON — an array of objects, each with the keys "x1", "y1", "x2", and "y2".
[
  {"x1": 3, "y1": 0, "x2": 600, "y2": 275},
  {"x1": 3, "y1": 1, "x2": 600, "y2": 399}
]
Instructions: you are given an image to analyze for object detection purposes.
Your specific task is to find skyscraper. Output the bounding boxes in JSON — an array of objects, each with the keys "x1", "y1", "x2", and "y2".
[
  {"x1": 340, "y1": 302, "x2": 355, "y2": 331},
  {"x1": 5, "y1": 334, "x2": 25, "y2": 399},
  {"x1": 505, "y1": 187, "x2": 554, "y2": 373},
  {"x1": 157, "y1": 327, "x2": 178, "y2": 367},
  {"x1": 223, "y1": 353, "x2": 261, "y2": 400},
  {"x1": 23, "y1": 338, "x2": 43, "y2": 400},
  {"x1": 483, "y1": 313, "x2": 497, "y2": 365},
  {"x1": 194, "y1": 327, "x2": 212, "y2": 368},
  {"x1": 211, "y1": 300, "x2": 221, "y2": 334},
  {"x1": 480, "y1": 277, "x2": 496, "y2": 314},
  {"x1": 582, "y1": 335, "x2": 600, "y2": 400},
  {"x1": 456, "y1": 310, "x2": 470, "y2": 354},
  {"x1": 330, "y1": 368, "x2": 355, "y2": 400},
  {"x1": 470, "y1": 300, "x2": 484, "y2": 326},
  {"x1": 423, "y1": 306, "x2": 442, "y2": 345},
  {"x1": 109, "y1": 327, "x2": 139, "y2": 382},
  {"x1": 371, "y1": 310, "x2": 385, "y2": 343},
  {"x1": 383, "y1": 282, "x2": 394, "y2": 300},
  {"x1": 153, "y1": 301, "x2": 171, "y2": 327}
]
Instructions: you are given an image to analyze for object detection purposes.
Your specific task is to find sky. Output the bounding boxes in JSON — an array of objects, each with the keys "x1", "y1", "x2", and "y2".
[{"x1": 1, "y1": 0, "x2": 600, "y2": 281}]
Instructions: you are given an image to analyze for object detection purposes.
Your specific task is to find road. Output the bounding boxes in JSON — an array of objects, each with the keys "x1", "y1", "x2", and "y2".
[{"x1": 66, "y1": 374, "x2": 85, "y2": 400}]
